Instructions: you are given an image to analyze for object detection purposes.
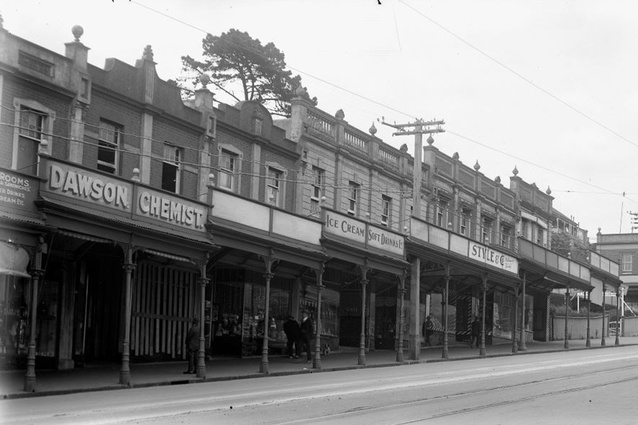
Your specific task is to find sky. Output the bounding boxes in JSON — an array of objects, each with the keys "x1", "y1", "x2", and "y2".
[{"x1": 3, "y1": 0, "x2": 637, "y2": 241}]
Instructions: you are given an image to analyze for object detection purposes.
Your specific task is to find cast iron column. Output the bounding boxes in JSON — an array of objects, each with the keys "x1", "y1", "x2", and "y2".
[
  {"x1": 119, "y1": 247, "x2": 135, "y2": 386},
  {"x1": 396, "y1": 270, "x2": 406, "y2": 363},
  {"x1": 196, "y1": 277, "x2": 209, "y2": 378},
  {"x1": 442, "y1": 264, "x2": 450, "y2": 359},
  {"x1": 480, "y1": 274, "x2": 487, "y2": 357},
  {"x1": 615, "y1": 288, "x2": 620, "y2": 346},
  {"x1": 358, "y1": 262, "x2": 370, "y2": 366},
  {"x1": 260, "y1": 271, "x2": 273, "y2": 374},
  {"x1": 511, "y1": 285, "x2": 519, "y2": 354},
  {"x1": 313, "y1": 264, "x2": 324, "y2": 370},
  {"x1": 519, "y1": 270, "x2": 527, "y2": 351},
  {"x1": 601, "y1": 282, "x2": 606, "y2": 346},
  {"x1": 585, "y1": 291, "x2": 591, "y2": 347},
  {"x1": 564, "y1": 287, "x2": 570, "y2": 349},
  {"x1": 409, "y1": 257, "x2": 420, "y2": 360},
  {"x1": 24, "y1": 260, "x2": 43, "y2": 393}
]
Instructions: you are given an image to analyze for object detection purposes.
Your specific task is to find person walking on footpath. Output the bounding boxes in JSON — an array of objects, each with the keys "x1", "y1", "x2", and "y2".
[
  {"x1": 471, "y1": 316, "x2": 481, "y2": 349},
  {"x1": 184, "y1": 317, "x2": 200, "y2": 374},
  {"x1": 422, "y1": 315, "x2": 433, "y2": 346},
  {"x1": 300, "y1": 311, "x2": 314, "y2": 363},
  {"x1": 283, "y1": 315, "x2": 301, "y2": 359}
]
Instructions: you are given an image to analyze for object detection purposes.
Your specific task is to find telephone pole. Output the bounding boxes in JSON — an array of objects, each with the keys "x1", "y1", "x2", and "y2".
[
  {"x1": 379, "y1": 117, "x2": 444, "y2": 361},
  {"x1": 379, "y1": 118, "x2": 445, "y2": 217}
]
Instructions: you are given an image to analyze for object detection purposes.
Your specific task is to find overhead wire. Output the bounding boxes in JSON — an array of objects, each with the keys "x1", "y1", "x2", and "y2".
[
  {"x1": 127, "y1": 0, "x2": 636, "y2": 208},
  {"x1": 10, "y1": 1, "x2": 636, "y2": 211}
]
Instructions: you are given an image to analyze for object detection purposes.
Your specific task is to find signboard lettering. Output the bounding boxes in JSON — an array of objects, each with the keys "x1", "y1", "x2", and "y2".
[
  {"x1": 48, "y1": 164, "x2": 130, "y2": 209},
  {"x1": 137, "y1": 190, "x2": 205, "y2": 230},
  {"x1": 0, "y1": 171, "x2": 32, "y2": 208},
  {"x1": 324, "y1": 211, "x2": 404, "y2": 256},
  {"x1": 469, "y1": 242, "x2": 518, "y2": 274}
]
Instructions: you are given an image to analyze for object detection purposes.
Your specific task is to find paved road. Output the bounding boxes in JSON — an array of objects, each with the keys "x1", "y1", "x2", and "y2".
[{"x1": 2, "y1": 346, "x2": 638, "y2": 424}]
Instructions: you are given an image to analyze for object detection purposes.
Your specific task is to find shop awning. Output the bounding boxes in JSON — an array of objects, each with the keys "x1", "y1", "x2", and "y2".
[{"x1": 0, "y1": 241, "x2": 31, "y2": 278}]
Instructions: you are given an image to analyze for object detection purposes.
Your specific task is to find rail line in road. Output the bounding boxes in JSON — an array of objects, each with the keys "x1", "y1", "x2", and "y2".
[
  {"x1": 3, "y1": 348, "x2": 638, "y2": 425},
  {"x1": 270, "y1": 363, "x2": 638, "y2": 425}
]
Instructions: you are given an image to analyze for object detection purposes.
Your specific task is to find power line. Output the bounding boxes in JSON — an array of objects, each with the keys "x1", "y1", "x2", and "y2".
[{"x1": 397, "y1": 0, "x2": 638, "y2": 150}]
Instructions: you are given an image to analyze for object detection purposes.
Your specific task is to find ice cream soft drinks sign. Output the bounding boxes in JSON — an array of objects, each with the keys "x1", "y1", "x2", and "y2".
[{"x1": 324, "y1": 211, "x2": 404, "y2": 257}]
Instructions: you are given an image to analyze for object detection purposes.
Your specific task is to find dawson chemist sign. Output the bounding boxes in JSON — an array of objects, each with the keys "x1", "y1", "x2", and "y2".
[
  {"x1": 46, "y1": 162, "x2": 205, "y2": 231},
  {"x1": 324, "y1": 211, "x2": 405, "y2": 257}
]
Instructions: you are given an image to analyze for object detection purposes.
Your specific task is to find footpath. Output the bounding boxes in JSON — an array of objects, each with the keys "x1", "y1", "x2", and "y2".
[{"x1": 2, "y1": 336, "x2": 637, "y2": 399}]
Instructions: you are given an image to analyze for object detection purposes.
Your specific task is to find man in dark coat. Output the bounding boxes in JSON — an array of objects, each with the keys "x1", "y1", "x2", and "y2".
[
  {"x1": 422, "y1": 315, "x2": 433, "y2": 346},
  {"x1": 283, "y1": 315, "x2": 301, "y2": 359},
  {"x1": 184, "y1": 317, "x2": 200, "y2": 374},
  {"x1": 471, "y1": 316, "x2": 481, "y2": 349},
  {"x1": 299, "y1": 311, "x2": 314, "y2": 363}
]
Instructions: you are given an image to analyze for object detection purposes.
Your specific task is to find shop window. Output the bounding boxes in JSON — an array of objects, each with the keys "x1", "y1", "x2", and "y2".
[
  {"x1": 162, "y1": 144, "x2": 181, "y2": 193},
  {"x1": 0, "y1": 275, "x2": 29, "y2": 359},
  {"x1": 98, "y1": 120, "x2": 121, "y2": 174}
]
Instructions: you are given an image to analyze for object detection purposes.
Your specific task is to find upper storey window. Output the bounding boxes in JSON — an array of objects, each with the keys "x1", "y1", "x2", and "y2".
[
  {"x1": 219, "y1": 149, "x2": 238, "y2": 191},
  {"x1": 348, "y1": 182, "x2": 360, "y2": 215},
  {"x1": 267, "y1": 167, "x2": 283, "y2": 207},
  {"x1": 98, "y1": 120, "x2": 121, "y2": 174},
  {"x1": 19, "y1": 106, "x2": 45, "y2": 140},
  {"x1": 381, "y1": 195, "x2": 392, "y2": 226},
  {"x1": 162, "y1": 144, "x2": 182, "y2": 194}
]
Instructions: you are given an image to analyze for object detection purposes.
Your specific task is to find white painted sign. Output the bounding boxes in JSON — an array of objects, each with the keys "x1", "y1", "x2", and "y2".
[
  {"x1": 137, "y1": 189, "x2": 206, "y2": 231},
  {"x1": 324, "y1": 211, "x2": 404, "y2": 256},
  {"x1": 47, "y1": 163, "x2": 131, "y2": 210},
  {"x1": 468, "y1": 242, "x2": 518, "y2": 274}
]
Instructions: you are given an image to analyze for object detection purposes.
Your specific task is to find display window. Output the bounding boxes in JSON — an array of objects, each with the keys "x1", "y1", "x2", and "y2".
[{"x1": 0, "y1": 275, "x2": 29, "y2": 367}]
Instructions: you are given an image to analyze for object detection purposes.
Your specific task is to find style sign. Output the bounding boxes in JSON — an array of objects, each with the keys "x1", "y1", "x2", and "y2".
[{"x1": 468, "y1": 242, "x2": 518, "y2": 274}]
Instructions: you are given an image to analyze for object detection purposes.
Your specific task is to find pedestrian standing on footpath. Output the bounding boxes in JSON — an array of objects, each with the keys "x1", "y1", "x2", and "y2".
[
  {"x1": 422, "y1": 315, "x2": 433, "y2": 346},
  {"x1": 283, "y1": 315, "x2": 301, "y2": 359},
  {"x1": 471, "y1": 316, "x2": 481, "y2": 349},
  {"x1": 184, "y1": 317, "x2": 199, "y2": 374},
  {"x1": 300, "y1": 311, "x2": 314, "y2": 363}
]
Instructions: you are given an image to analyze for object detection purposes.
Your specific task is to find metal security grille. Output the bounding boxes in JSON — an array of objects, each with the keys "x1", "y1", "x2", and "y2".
[{"x1": 131, "y1": 262, "x2": 198, "y2": 360}]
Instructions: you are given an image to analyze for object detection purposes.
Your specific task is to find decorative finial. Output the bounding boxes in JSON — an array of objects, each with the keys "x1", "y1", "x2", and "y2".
[
  {"x1": 512, "y1": 166, "x2": 519, "y2": 176},
  {"x1": 399, "y1": 143, "x2": 408, "y2": 153},
  {"x1": 474, "y1": 160, "x2": 480, "y2": 171},
  {"x1": 142, "y1": 45, "x2": 154, "y2": 61},
  {"x1": 495, "y1": 176, "x2": 501, "y2": 184},
  {"x1": 335, "y1": 109, "x2": 345, "y2": 120},
  {"x1": 452, "y1": 152, "x2": 459, "y2": 160},
  {"x1": 546, "y1": 186, "x2": 551, "y2": 195},
  {"x1": 427, "y1": 134, "x2": 434, "y2": 145},
  {"x1": 369, "y1": 122, "x2": 377, "y2": 135},
  {"x1": 71, "y1": 25, "x2": 84, "y2": 42},
  {"x1": 199, "y1": 74, "x2": 210, "y2": 89}
]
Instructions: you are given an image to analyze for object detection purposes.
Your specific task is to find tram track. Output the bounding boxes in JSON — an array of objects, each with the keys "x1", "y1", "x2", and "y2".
[{"x1": 273, "y1": 362, "x2": 638, "y2": 425}]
